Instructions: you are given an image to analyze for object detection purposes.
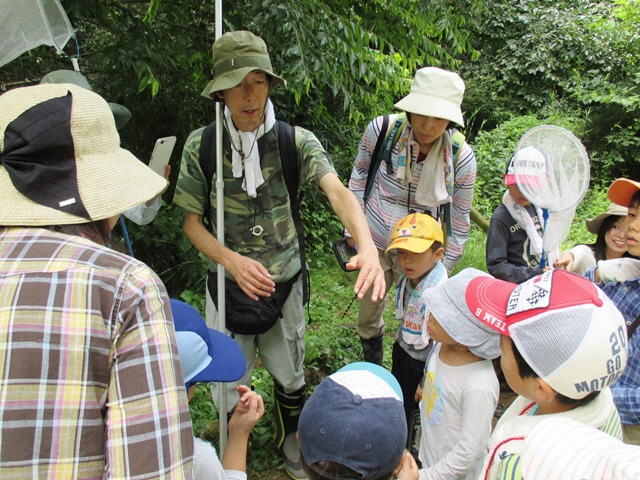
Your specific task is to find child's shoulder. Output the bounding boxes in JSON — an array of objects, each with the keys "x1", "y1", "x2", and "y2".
[{"x1": 452, "y1": 358, "x2": 499, "y2": 394}]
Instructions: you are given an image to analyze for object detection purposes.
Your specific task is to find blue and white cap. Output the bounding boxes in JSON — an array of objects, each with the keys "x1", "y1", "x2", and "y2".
[
  {"x1": 298, "y1": 362, "x2": 407, "y2": 478},
  {"x1": 170, "y1": 299, "x2": 245, "y2": 385}
]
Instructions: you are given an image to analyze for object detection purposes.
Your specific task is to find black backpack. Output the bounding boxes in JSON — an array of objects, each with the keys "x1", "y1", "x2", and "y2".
[{"x1": 197, "y1": 120, "x2": 309, "y2": 303}]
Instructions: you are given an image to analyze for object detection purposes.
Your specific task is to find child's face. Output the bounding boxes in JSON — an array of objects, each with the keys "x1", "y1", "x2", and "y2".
[
  {"x1": 624, "y1": 200, "x2": 640, "y2": 257},
  {"x1": 507, "y1": 184, "x2": 531, "y2": 206},
  {"x1": 426, "y1": 312, "x2": 456, "y2": 345},
  {"x1": 397, "y1": 247, "x2": 443, "y2": 282},
  {"x1": 499, "y1": 335, "x2": 538, "y2": 399}
]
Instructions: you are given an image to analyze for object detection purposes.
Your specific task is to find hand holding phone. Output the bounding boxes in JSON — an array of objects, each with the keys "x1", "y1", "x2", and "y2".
[{"x1": 148, "y1": 136, "x2": 177, "y2": 176}]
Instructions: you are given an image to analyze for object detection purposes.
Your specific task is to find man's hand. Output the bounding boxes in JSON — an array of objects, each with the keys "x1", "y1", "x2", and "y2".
[
  {"x1": 395, "y1": 451, "x2": 419, "y2": 480},
  {"x1": 226, "y1": 252, "x2": 275, "y2": 300},
  {"x1": 553, "y1": 251, "x2": 575, "y2": 271},
  {"x1": 346, "y1": 247, "x2": 385, "y2": 302},
  {"x1": 596, "y1": 258, "x2": 640, "y2": 284},
  {"x1": 318, "y1": 174, "x2": 385, "y2": 301},
  {"x1": 228, "y1": 385, "x2": 264, "y2": 437}
]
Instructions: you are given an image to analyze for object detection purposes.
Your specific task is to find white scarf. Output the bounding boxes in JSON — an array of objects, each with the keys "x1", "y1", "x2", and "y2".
[
  {"x1": 225, "y1": 99, "x2": 276, "y2": 198},
  {"x1": 415, "y1": 134, "x2": 451, "y2": 206},
  {"x1": 502, "y1": 189, "x2": 544, "y2": 258},
  {"x1": 395, "y1": 130, "x2": 453, "y2": 207}
]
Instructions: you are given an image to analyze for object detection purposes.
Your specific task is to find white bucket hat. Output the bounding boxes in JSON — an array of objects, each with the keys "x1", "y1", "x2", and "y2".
[
  {"x1": 0, "y1": 83, "x2": 167, "y2": 226},
  {"x1": 394, "y1": 67, "x2": 465, "y2": 127}
]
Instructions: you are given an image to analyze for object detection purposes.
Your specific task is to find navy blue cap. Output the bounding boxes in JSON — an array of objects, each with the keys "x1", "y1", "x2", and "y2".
[{"x1": 298, "y1": 362, "x2": 407, "y2": 478}]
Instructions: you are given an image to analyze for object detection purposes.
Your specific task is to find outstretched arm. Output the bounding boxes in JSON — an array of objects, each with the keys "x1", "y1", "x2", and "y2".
[{"x1": 319, "y1": 172, "x2": 385, "y2": 301}]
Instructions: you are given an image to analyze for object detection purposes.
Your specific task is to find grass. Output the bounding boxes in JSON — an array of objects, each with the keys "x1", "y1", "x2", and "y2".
[
  {"x1": 187, "y1": 208, "x2": 600, "y2": 477},
  {"x1": 187, "y1": 226, "x2": 490, "y2": 478}
]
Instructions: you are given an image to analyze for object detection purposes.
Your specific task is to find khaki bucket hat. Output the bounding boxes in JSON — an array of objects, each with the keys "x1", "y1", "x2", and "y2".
[
  {"x1": 0, "y1": 83, "x2": 166, "y2": 226},
  {"x1": 201, "y1": 30, "x2": 286, "y2": 99},
  {"x1": 40, "y1": 69, "x2": 132, "y2": 131},
  {"x1": 585, "y1": 202, "x2": 628, "y2": 234}
]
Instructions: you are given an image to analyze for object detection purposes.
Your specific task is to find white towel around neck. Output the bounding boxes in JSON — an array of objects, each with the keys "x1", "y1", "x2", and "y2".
[{"x1": 225, "y1": 99, "x2": 276, "y2": 198}]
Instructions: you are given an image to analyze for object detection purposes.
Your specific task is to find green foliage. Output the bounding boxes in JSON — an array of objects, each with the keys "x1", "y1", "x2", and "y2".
[
  {"x1": 125, "y1": 202, "x2": 208, "y2": 297},
  {"x1": 459, "y1": 0, "x2": 639, "y2": 181}
]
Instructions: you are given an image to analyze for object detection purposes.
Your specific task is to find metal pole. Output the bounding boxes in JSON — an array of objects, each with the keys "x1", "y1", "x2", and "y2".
[{"x1": 213, "y1": 0, "x2": 228, "y2": 455}]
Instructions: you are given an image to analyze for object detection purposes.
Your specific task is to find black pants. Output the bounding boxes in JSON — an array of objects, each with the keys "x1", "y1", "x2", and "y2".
[{"x1": 391, "y1": 341, "x2": 427, "y2": 424}]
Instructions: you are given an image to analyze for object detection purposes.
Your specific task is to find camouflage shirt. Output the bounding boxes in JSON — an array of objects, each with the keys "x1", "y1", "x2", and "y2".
[{"x1": 174, "y1": 123, "x2": 337, "y2": 282}]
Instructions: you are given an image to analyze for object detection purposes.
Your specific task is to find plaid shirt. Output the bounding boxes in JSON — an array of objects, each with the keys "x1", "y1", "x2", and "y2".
[
  {"x1": 0, "y1": 227, "x2": 194, "y2": 479},
  {"x1": 585, "y1": 268, "x2": 640, "y2": 425}
]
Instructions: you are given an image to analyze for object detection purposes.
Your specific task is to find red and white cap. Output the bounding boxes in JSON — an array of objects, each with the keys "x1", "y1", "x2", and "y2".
[
  {"x1": 465, "y1": 269, "x2": 627, "y2": 399},
  {"x1": 504, "y1": 146, "x2": 546, "y2": 187}
]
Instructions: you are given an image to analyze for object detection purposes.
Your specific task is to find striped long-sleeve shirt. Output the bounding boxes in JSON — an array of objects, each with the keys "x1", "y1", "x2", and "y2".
[
  {"x1": 0, "y1": 227, "x2": 194, "y2": 479},
  {"x1": 348, "y1": 114, "x2": 477, "y2": 271}
]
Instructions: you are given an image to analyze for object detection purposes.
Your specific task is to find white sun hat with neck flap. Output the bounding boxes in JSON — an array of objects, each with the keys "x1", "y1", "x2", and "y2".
[{"x1": 394, "y1": 66, "x2": 466, "y2": 127}]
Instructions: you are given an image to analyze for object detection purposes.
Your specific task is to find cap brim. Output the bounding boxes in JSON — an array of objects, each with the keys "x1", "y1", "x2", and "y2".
[
  {"x1": 394, "y1": 93, "x2": 464, "y2": 127},
  {"x1": 201, "y1": 68, "x2": 286, "y2": 99},
  {"x1": 385, "y1": 237, "x2": 435, "y2": 254},
  {"x1": 423, "y1": 269, "x2": 501, "y2": 359},
  {"x1": 465, "y1": 275, "x2": 517, "y2": 335},
  {"x1": 504, "y1": 173, "x2": 517, "y2": 186},
  {"x1": 191, "y1": 328, "x2": 246, "y2": 383},
  {"x1": 607, "y1": 178, "x2": 640, "y2": 207}
]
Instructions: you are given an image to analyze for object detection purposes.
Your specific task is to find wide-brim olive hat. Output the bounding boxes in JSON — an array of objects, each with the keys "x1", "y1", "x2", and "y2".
[
  {"x1": 40, "y1": 69, "x2": 132, "y2": 131},
  {"x1": 585, "y1": 202, "x2": 628, "y2": 235},
  {"x1": 0, "y1": 83, "x2": 166, "y2": 226},
  {"x1": 200, "y1": 30, "x2": 286, "y2": 100}
]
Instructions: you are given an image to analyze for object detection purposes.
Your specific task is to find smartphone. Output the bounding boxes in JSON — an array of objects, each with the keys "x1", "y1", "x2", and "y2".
[
  {"x1": 148, "y1": 136, "x2": 177, "y2": 176},
  {"x1": 332, "y1": 238, "x2": 358, "y2": 272}
]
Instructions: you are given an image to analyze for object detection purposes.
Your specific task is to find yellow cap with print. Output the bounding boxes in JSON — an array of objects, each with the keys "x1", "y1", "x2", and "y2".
[{"x1": 386, "y1": 213, "x2": 444, "y2": 254}]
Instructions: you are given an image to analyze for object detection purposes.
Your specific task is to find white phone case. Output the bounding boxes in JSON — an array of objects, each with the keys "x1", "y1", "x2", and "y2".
[{"x1": 148, "y1": 136, "x2": 177, "y2": 175}]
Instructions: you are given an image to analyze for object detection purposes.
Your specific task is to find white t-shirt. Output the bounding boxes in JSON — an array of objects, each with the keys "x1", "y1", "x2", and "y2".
[
  {"x1": 193, "y1": 437, "x2": 247, "y2": 480},
  {"x1": 418, "y1": 344, "x2": 499, "y2": 480}
]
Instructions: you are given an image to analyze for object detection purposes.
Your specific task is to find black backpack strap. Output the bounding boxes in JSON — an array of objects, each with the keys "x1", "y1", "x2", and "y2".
[
  {"x1": 441, "y1": 129, "x2": 466, "y2": 238},
  {"x1": 362, "y1": 115, "x2": 390, "y2": 204},
  {"x1": 198, "y1": 121, "x2": 217, "y2": 227},
  {"x1": 198, "y1": 120, "x2": 309, "y2": 305},
  {"x1": 276, "y1": 121, "x2": 309, "y2": 305}
]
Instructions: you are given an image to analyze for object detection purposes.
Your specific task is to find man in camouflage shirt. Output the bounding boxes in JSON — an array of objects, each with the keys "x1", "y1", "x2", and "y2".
[{"x1": 174, "y1": 30, "x2": 384, "y2": 479}]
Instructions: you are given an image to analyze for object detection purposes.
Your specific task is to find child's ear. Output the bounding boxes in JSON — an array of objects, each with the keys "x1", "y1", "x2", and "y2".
[
  {"x1": 435, "y1": 247, "x2": 445, "y2": 261},
  {"x1": 535, "y1": 378, "x2": 557, "y2": 404},
  {"x1": 215, "y1": 91, "x2": 225, "y2": 102}
]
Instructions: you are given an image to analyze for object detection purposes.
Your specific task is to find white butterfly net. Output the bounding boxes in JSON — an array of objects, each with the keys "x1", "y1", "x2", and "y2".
[
  {"x1": 0, "y1": 0, "x2": 73, "y2": 68},
  {"x1": 513, "y1": 125, "x2": 590, "y2": 265}
]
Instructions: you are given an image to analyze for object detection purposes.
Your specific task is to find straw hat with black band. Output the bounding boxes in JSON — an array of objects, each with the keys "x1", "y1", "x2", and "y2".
[
  {"x1": 0, "y1": 83, "x2": 166, "y2": 227},
  {"x1": 200, "y1": 30, "x2": 286, "y2": 100}
]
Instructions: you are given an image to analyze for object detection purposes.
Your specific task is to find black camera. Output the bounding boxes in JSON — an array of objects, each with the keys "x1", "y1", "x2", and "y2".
[{"x1": 332, "y1": 238, "x2": 358, "y2": 272}]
